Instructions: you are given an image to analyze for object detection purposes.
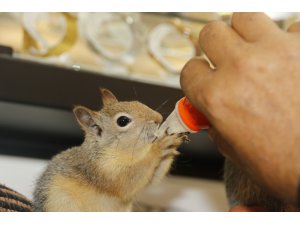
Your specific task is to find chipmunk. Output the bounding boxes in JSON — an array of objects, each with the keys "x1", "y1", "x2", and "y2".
[
  {"x1": 33, "y1": 89, "x2": 185, "y2": 212},
  {"x1": 224, "y1": 159, "x2": 299, "y2": 211}
]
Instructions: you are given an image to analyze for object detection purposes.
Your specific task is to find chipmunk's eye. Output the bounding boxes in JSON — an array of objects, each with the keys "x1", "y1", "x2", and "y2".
[{"x1": 117, "y1": 116, "x2": 131, "y2": 127}]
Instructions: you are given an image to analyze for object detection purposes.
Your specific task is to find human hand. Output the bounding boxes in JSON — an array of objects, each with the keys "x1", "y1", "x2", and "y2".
[{"x1": 180, "y1": 12, "x2": 300, "y2": 204}]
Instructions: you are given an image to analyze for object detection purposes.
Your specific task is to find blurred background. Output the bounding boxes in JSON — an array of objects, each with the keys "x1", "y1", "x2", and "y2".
[{"x1": 0, "y1": 12, "x2": 299, "y2": 211}]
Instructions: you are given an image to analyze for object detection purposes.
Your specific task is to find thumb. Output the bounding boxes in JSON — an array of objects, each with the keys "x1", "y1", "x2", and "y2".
[{"x1": 208, "y1": 128, "x2": 244, "y2": 169}]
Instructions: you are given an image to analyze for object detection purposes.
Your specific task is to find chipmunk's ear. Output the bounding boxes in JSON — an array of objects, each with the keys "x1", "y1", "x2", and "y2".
[
  {"x1": 100, "y1": 88, "x2": 118, "y2": 106},
  {"x1": 73, "y1": 106, "x2": 102, "y2": 136}
]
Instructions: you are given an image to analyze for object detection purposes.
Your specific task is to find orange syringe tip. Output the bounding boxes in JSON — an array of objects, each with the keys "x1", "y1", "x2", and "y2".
[{"x1": 177, "y1": 97, "x2": 210, "y2": 132}]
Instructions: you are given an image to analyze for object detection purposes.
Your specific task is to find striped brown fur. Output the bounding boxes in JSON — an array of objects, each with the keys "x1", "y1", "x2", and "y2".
[{"x1": 0, "y1": 184, "x2": 32, "y2": 212}]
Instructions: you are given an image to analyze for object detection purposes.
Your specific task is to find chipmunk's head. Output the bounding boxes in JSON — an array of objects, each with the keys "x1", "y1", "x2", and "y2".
[{"x1": 73, "y1": 89, "x2": 163, "y2": 160}]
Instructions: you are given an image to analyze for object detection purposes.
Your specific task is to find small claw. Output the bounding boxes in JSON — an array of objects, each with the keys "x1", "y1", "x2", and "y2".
[
  {"x1": 184, "y1": 137, "x2": 191, "y2": 144},
  {"x1": 165, "y1": 127, "x2": 170, "y2": 135},
  {"x1": 176, "y1": 133, "x2": 190, "y2": 143}
]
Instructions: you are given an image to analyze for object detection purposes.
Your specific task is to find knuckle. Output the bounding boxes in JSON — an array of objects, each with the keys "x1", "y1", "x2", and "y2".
[
  {"x1": 231, "y1": 12, "x2": 242, "y2": 25},
  {"x1": 287, "y1": 21, "x2": 300, "y2": 32},
  {"x1": 231, "y1": 53, "x2": 256, "y2": 74},
  {"x1": 231, "y1": 12, "x2": 260, "y2": 25},
  {"x1": 199, "y1": 21, "x2": 227, "y2": 41},
  {"x1": 181, "y1": 57, "x2": 199, "y2": 72}
]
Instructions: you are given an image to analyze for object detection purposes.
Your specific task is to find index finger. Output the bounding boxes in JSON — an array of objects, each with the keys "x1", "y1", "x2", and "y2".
[
  {"x1": 180, "y1": 57, "x2": 213, "y2": 113},
  {"x1": 199, "y1": 20, "x2": 245, "y2": 67}
]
